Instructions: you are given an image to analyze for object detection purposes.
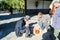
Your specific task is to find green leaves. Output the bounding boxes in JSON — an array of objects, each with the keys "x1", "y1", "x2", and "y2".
[{"x1": 0, "y1": 0, "x2": 25, "y2": 9}]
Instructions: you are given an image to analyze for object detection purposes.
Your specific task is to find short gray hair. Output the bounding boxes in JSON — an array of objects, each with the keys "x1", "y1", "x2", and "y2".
[{"x1": 24, "y1": 15, "x2": 30, "y2": 20}]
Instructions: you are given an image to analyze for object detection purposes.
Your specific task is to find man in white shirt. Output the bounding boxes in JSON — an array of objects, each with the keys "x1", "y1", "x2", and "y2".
[{"x1": 37, "y1": 12, "x2": 50, "y2": 30}]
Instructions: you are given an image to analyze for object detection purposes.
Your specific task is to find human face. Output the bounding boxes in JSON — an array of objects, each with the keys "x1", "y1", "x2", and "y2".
[
  {"x1": 54, "y1": 2, "x2": 60, "y2": 8},
  {"x1": 38, "y1": 12, "x2": 43, "y2": 18}
]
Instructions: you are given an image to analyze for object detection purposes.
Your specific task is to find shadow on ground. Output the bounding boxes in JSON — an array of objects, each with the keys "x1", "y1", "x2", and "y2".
[
  {"x1": 0, "y1": 21, "x2": 17, "y2": 39},
  {"x1": 0, "y1": 13, "x2": 25, "y2": 21},
  {"x1": 42, "y1": 26, "x2": 56, "y2": 40},
  {"x1": 0, "y1": 13, "x2": 25, "y2": 39}
]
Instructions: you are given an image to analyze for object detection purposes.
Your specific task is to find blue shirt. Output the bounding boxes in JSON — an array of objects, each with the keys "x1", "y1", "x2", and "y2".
[{"x1": 52, "y1": 6, "x2": 60, "y2": 29}]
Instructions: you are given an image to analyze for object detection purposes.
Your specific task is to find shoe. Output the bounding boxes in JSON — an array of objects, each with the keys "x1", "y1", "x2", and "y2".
[
  {"x1": 25, "y1": 34, "x2": 32, "y2": 38},
  {"x1": 17, "y1": 33, "x2": 23, "y2": 37}
]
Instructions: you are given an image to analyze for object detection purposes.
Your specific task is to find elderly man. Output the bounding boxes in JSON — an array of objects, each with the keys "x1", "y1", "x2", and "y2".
[
  {"x1": 51, "y1": 1, "x2": 60, "y2": 40},
  {"x1": 15, "y1": 15, "x2": 31, "y2": 37}
]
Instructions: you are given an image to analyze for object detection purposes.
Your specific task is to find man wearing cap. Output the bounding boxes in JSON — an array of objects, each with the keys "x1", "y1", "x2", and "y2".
[{"x1": 15, "y1": 15, "x2": 31, "y2": 37}]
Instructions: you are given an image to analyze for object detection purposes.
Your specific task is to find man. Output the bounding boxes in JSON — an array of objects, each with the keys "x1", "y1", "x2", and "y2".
[
  {"x1": 51, "y1": 1, "x2": 60, "y2": 40},
  {"x1": 15, "y1": 15, "x2": 31, "y2": 37},
  {"x1": 49, "y1": 0, "x2": 60, "y2": 26},
  {"x1": 37, "y1": 12, "x2": 50, "y2": 30},
  {"x1": 49, "y1": 0, "x2": 60, "y2": 9}
]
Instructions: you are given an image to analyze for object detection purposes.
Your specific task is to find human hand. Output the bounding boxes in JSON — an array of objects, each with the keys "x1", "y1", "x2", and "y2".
[{"x1": 25, "y1": 21, "x2": 30, "y2": 27}]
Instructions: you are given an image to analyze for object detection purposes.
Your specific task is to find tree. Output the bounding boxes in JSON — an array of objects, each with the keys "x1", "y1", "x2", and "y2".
[
  {"x1": 4, "y1": 0, "x2": 25, "y2": 9},
  {"x1": 0, "y1": 0, "x2": 25, "y2": 14},
  {"x1": 0, "y1": 1, "x2": 10, "y2": 10}
]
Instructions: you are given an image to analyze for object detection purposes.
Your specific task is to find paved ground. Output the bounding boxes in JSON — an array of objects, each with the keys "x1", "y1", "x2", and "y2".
[
  {"x1": 0, "y1": 14, "x2": 54, "y2": 40},
  {"x1": 1, "y1": 31, "x2": 46, "y2": 40}
]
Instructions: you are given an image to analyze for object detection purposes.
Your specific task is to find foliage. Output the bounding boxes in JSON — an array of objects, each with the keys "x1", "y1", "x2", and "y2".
[{"x1": 0, "y1": 0, "x2": 25, "y2": 10}]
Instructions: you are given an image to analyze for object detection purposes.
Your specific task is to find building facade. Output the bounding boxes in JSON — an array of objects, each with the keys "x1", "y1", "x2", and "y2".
[{"x1": 25, "y1": 0, "x2": 52, "y2": 14}]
